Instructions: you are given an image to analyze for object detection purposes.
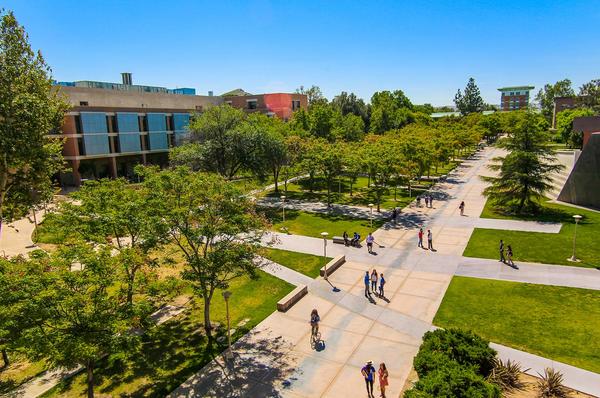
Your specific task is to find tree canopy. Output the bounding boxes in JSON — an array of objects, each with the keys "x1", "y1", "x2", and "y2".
[
  {"x1": 535, "y1": 79, "x2": 575, "y2": 121},
  {"x1": 454, "y1": 78, "x2": 484, "y2": 115}
]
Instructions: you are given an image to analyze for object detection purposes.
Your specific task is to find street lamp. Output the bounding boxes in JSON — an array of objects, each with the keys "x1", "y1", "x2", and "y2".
[
  {"x1": 281, "y1": 195, "x2": 286, "y2": 223},
  {"x1": 368, "y1": 203, "x2": 374, "y2": 229},
  {"x1": 568, "y1": 215, "x2": 583, "y2": 262},
  {"x1": 222, "y1": 290, "x2": 233, "y2": 359},
  {"x1": 320, "y1": 232, "x2": 329, "y2": 279}
]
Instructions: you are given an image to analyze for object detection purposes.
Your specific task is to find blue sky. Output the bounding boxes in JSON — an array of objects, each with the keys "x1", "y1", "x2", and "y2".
[{"x1": 4, "y1": 0, "x2": 600, "y2": 105}]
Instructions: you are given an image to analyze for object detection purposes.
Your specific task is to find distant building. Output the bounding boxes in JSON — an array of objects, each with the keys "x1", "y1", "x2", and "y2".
[
  {"x1": 51, "y1": 74, "x2": 307, "y2": 186},
  {"x1": 497, "y1": 86, "x2": 534, "y2": 111}
]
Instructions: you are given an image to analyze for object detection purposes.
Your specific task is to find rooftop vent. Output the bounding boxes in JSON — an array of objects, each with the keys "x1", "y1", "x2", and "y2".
[{"x1": 121, "y1": 72, "x2": 132, "y2": 85}]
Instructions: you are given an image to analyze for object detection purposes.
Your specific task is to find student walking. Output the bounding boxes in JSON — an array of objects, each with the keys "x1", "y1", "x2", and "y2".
[
  {"x1": 459, "y1": 201, "x2": 465, "y2": 216},
  {"x1": 424, "y1": 195, "x2": 429, "y2": 208},
  {"x1": 417, "y1": 228, "x2": 424, "y2": 248},
  {"x1": 378, "y1": 363, "x2": 389, "y2": 398},
  {"x1": 427, "y1": 229, "x2": 434, "y2": 250},
  {"x1": 361, "y1": 360, "x2": 376, "y2": 398},
  {"x1": 429, "y1": 195, "x2": 434, "y2": 208},
  {"x1": 364, "y1": 271, "x2": 371, "y2": 297},
  {"x1": 379, "y1": 273, "x2": 385, "y2": 297},
  {"x1": 310, "y1": 309, "x2": 320, "y2": 338},
  {"x1": 499, "y1": 239, "x2": 506, "y2": 263},
  {"x1": 507, "y1": 245, "x2": 515, "y2": 266},
  {"x1": 343, "y1": 231, "x2": 349, "y2": 246},
  {"x1": 391, "y1": 208, "x2": 398, "y2": 223},
  {"x1": 370, "y1": 269, "x2": 378, "y2": 293},
  {"x1": 366, "y1": 233, "x2": 375, "y2": 253}
]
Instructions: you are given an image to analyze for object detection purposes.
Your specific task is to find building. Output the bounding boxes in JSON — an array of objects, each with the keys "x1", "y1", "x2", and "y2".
[
  {"x1": 573, "y1": 116, "x2": 600, "y2": 148},
  {"x1": 223, "y1": 92, "x2": 307, "y2": 121},
  {"x1": 52, "y1": 74, "x2": 307, "y2": 186},
  {"x1": 498, "y1": 86, "x2": 534, "y2": 111},
  {"x1": 551, "y1": 96, "x2": 594, "y2": 129}
]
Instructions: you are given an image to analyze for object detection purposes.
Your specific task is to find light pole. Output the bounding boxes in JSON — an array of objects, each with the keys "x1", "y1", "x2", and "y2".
[
  {"x1": 368, "y1": 203, "x2": 374, "y2": 229},
  {"x1": 320, "y1": 232, "x2": 329, "y2": 279},
  {"x1": 222, "y1": 290, "x2": 233, "y2": 359},
  {"x1": 568, "y1": 215, "x2": 583, "y2": 262},
  {"x1": 281, "y1": 195, "x2": 286, "y2": 223}
]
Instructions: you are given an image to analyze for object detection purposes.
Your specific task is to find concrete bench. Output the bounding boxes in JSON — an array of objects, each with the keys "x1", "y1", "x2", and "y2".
[
  {"x1": 277, "y1": 284, "x2": 308, "y2": 312},
  {"x1": 320, "y1": 255, "x2": 345, "y2": 278},
  {"x1": 332, "y1": 236, "x2": 346, "y2": 244}
]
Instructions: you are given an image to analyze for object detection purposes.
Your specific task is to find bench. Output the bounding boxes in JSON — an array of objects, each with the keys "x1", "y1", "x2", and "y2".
[
  {"x1": 319, "y1": 255, "x2": 346, "y2": 278},
  {"x1": 332, "y1": 236, "x2": 346, "y2": 244},
  {"x1": 277, "y1": 285, "x2": 308, "y2": 312}
]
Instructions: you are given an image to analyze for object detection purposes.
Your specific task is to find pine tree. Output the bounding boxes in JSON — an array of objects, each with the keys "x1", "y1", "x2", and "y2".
[
  {"x1": 454, "y1": 78, "x2": 484, "y2": 115},
  {"x1": 482, "y1": 112, "x2": 563, "y2": 214}
]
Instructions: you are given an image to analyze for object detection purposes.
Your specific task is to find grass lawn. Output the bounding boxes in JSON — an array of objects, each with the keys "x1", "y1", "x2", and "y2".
[
  {"x1": 464, "y1": 198, "x2": 600, "y2": 268},
  {"x1": 0, "y1": 356, "x2": 47, "y2": 394},
  {"x1": 260, "y1": 247, "x2": 332, "y2": 278},
  {"x1": 260, "y1": 207, "x2": 385, "y2": 239},
  {"x1": 229, "y1": 175, "x2": 275, "y2": 195},
  {"x1": 434, "y1": 276, "x2": 600, "y2": 373},
  {"x1": 41, "y1": 270, "x2": 293, "y2": 397},
  {"x1": 268, "y1": 175, "x2": 434, "y2": 210}
]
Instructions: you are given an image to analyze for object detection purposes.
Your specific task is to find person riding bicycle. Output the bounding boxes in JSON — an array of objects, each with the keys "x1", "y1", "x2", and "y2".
[{"x1": 310, "y1": 309, "x2": 320, "y2": 337}]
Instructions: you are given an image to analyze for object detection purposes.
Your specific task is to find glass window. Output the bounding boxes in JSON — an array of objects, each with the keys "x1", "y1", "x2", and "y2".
[{"x1": 247, "y1": 100, "x2": 258, "y2": 110}]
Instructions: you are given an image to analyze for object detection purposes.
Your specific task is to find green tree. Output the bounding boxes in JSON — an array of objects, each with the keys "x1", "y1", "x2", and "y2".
[
  {"x1": 331, "y1": 91, "x2": 370, "y2": 127},
  {"x1": 363, "y1": 136, "x2": 401, "y2": 211},
  {"x1": 555, "y1": 108, "x2": 595, "y2": 148},
  {"x1": 332, "y1": 112, "x2": 365, "y2": 141},
  {"x1": 454, "y1": 77, "x2": 484, "y2": 115},
  {"x1": 483, "y1": 112, "x2": 563, "y2": 214},
  {"x1": 315, "y1": 141, "x2": 343, "y2": 207},
  {"x1": 25, "y1": 245, "x2": 139, "y2": 398},
  {"x1": 535, "y1": 79, "x2": 575, "y2": 121},
  {"x1": 308, "y1": 102, "x2": 337, "y2": 139},
  {"x1": 296, "y1": 85, "x2": 326, "y2": 106},
  {"x1": 139, "y1": 167, "x2": 266, "y2": 339},
  {"x1": 280, "y1": 134, "x2": 303, "y2": 193},
  {"x1": 340, "y1": 143, "x2": 364, "y2": 196},
  {"x1": 259, "y1": 118, "x2": 288, "y2": 193},
  {"x1": 578, "y1": 79, "x2": 600, "y2": 112},
  {"x1": 369, "y1": 90, "x2": 414, "y2": 134},
  {"x1": 0, "y1": 10, "x2": 68, "y2": 238}
]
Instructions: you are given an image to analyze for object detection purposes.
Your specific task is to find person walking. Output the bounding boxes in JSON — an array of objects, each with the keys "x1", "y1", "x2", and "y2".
[
  {"x1": 429, "y1": 195, "x2": 434, "y2": 208},
  {"x1": 366, "y1": 233, "x2": 375, "y2": 253},
  {"x1": 427, "y1": 229, "x2": 434, "y2": 251},
  {"x1": 424, "y1": 195, "x2": 429, "y2": 208},
  {"x1": 416, "y1": 196, "x2": 421, "y2": 207},
  {"x1": 364, "y1": 271, "x2": 371, "y2": 297},
  {"x1": 310, "y1": 309, "x2": 320, "y2": 338},
  {"x1": 370, "y1": 269, "x2": 378, "y2": 293},
  {"x1": 499, "y1": 239, "x2": 506, "y2": 263},
  {"x1": 343, "y1": 231, "x2": 349, "y2": 246},
  {"x1": 378, "y1": 363, "x2": 389, "y2": 398},
  {"x1": 507, "y1": 245, "x2": 515, "y2": 267},
  {"x1": 379, "y1": 273, "x2": 385, "y2": 297},
  {"x1": 417, "y1": 228, "x2": 424, "y2": 248},
  {"x1": 361, "y1": 360, "x2": 376, "y2": 398},
  {"x1": 459, "y1": 201, "x2": 465, "y2": 216},
  {"x1": 391, "y1": 208, "x2": 398, "y2": 223}
]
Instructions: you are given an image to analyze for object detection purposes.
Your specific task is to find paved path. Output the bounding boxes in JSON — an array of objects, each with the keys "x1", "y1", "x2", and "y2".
[
  {"x1": 0, "y1": 208, "x2": 46, "y2": 257},
  {"x1": 170, "y1": 147, "x2": 600, "y2": 398},
  {"x1": 257, "y1": 197, "x2": 391, "y2": 220}
]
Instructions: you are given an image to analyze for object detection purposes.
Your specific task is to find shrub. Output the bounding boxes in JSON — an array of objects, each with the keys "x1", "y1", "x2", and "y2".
[
  {"x1": 537, "y1": 368, "x2": 570, "y2": 398},
  {"x1": 487, "y1": 358, "x2": 528, "y2": 392},
  {"x1": 405, "y1": 362, "x2": 501, "y2": 398},
  {"x1": 413, "y1": 328, "x2": 497, "y2": 378}
]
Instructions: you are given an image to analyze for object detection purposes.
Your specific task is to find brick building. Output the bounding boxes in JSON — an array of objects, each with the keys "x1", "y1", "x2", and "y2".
[
  {"x1": 498, "y1": 86, "x2": 534, "y2": 111},
  {"x1": 53, "y1": 75, "x2": 306, "y2": 186}
]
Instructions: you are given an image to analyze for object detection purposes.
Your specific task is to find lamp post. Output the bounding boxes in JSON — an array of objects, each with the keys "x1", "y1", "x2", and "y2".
[
  {"x1": 222, "y1": 290, "x2": 233, "y2": 359},
  {"x1": 568, "y1": 215, "x2": 583, "y2": 262},
  {"x1": 368, "y1": 203, "x2": 374, "y2": 229},
  {"x1": 281, "y1": 195, "x2": 286, "y2": 223},
  {"x1": 320, "y1": 232, "x2": 329, "y2": 279}
]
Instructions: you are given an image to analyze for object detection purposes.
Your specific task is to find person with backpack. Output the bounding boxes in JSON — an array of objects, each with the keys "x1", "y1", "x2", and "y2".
[
  {"x1": 499, "y1": 239, "x2": 506, "y2": 263},
  {"x1": 361, "y1": 360, "x2": 376, "y2": 398}
]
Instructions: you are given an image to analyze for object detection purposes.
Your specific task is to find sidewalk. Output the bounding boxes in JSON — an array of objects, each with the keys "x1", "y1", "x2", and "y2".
[
  {"x1": 257, "y1": 197, "x2": 391, "y2": 220},
  {"x1": 0, "y1": 208, "x2": 46, "y2": 257}
]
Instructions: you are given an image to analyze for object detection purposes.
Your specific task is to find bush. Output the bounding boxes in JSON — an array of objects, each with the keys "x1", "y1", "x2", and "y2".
[
  {"x1": 487, "y1": 358, "x2": 528, "y2": 392},
  {"x1": 405, "y1": 362, "x2": 501, "y2": 398},
  {"x1": 413, "y1": 329, "x2": 496, "y2": 378},
  {"x1": 537, "y1": 368, "x2": 570, "y2": 398}
]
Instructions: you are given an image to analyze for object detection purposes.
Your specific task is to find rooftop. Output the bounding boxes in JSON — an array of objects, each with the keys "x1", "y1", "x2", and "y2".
[{"x1": 497, "y1": 86, "x2": 535, "y2": 92}]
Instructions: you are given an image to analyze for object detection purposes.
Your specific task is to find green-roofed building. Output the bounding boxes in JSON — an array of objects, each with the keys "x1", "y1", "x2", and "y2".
[{"x1": 498, "y1": 85, "x2": 535, "y2": 111}]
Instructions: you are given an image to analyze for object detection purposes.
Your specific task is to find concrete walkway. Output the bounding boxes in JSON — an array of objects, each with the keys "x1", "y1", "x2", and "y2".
[
  {"x1": 0, "y1": 208, "x2": 46, "y2": 257},
  {"x1": 257, "y1": 197, "x2": 391, "y2": 220}
]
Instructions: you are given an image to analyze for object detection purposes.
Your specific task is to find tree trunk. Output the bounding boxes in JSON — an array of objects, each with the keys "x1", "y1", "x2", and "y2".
[
  {"x1": 203, "y1": 295, "x2": 213, "y2": 339},
  {"x1": 349, "y1": 177, "x2": 354, "y2": 197},
  {"x1": 284, "y1": 177, "x2": 288, "y2": 194},
  {"x1": 367, "y1": 174, "x2": 370, "y2": 188},
  {"x1": 309, "y1": 172, "x2": 314, "y2": 193},
  {"x1": 2, "y1": 349, "x2": 9, "y2": 368},
  {"x1": 377, "y1": 192, "x2": 381, "y2": 212},
  {"x1": 273, "y1": 168, "x2": 279, "y2": 193},
  {"x1": 327, "y1": 177, "x2": 331, "y2": 207},
  {"x1": 86, "y1": 363, "x2": 94, "y2": 398}
]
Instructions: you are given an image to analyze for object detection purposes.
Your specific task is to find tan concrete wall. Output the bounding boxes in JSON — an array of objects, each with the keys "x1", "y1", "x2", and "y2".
[{"x1": 56, "y1": 86, "x2": 223, "y2": 111}]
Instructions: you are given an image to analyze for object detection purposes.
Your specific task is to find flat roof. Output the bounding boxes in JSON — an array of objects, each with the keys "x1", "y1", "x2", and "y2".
[{"x1": 497, "y1": 86, "x2": 535, "y2": 92}]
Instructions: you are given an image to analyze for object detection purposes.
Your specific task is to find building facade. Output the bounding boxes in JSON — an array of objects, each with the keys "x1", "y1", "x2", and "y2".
[
  {"x1": 53, "y1": 75, "x2": 307, "y2": 186},
  {"x1": 497, "y1": 86, "x2": 534, "y2": 111}
]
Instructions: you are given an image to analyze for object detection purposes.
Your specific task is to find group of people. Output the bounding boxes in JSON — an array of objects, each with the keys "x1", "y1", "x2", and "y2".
[
  {"x1": 361, "y1": 360, "x2": 389, "y2": 398},
  {"x1": 417, "y1": 228, "x2": 434, "y2": 251},
  {"x1": 343, "y1": 231, "x2": 379, "y2": 254},
  {"x1": 364, "y1": 269, "x2": 386, "y2": 298},
  {"x1": 416, "y1": 194, "x2": 434, "y2": 208},
  {"x1": 499, "y1": 239, "x2": 515, "y2": 267}
]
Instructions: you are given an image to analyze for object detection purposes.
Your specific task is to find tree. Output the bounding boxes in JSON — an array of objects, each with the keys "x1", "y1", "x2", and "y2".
[
  {"x1": 186, "y1": 104, "x2": 260, "y2": 179},
  {"x1": 258, "y1": 118, "x2": 288, "y2": 193},
  {"x1": 139, "y1": 167, "x2": 266, "y2": 339},
  {"x1": 454, "y1": 78, "x2": 484, "y2": 115},
  {"x1": 280, "y1": 134, "x2": 303, "y2": 193},
  {"x1": 25, "y1": 245, "x2": 139, "y2": 398},
  {"x1": 307, "y1": 102, "x2": 337, "y2": 139},
  {"x1": 314, "y1": 141, "x2": 343, "y2": 207},
  {"x1": 332, "y1": 112, "x2": 365, "y2": 142},
  {"x1": 341, "y1": 143, "x2": 364, "y2": 197},
  {"x1": 369, "y1": 90, "x2": 414, "y2": 134},
  {"x1": 483, "y1": 112, "x2": 563, "y2": 214},
  {"x1": 0, "y1": 10, "x2": 68, "y2": 238},
  {"x1": 578, "y1": 79, "x2": 600, "y2": 112},
  {"x1": 54, "y1": 178, "x2": 166, "y2": 306},
  {"x1": 296, "y1": 85, "x2": 326, "y2": 106},
  {"x1": 331, "y1": 91, "x2": 370, "y2": 127},
  {"x1": 363, "y1": 136, "x2": 401, "y2": 212},
  {"x1": 535, "y1": 79, "x2": 575, "y2": 121},
  {"x1": 555, "y1": 108, "x2": 595, "y2": 148}
]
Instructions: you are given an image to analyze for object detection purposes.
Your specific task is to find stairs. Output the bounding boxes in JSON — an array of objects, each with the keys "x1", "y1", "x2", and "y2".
[{"x1": 548, "y1": 166, "x2": 572, "y2": 200}]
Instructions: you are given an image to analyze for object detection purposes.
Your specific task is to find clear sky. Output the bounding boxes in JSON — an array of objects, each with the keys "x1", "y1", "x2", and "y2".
[{"x1": 4, "y1": 0, "x2": 600, "y2": 106}]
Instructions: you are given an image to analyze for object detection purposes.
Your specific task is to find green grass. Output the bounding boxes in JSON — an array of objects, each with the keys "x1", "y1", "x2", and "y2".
[
  {"x1": 229, "y1": 175, "x2": 275, "y2": 194},
  {"x1": 0, "y1": 356, "x2": 48, "y2": 394},
  {"x1": 464, "y1": 198, "x2": 600, "y2": 268},
  {"x1": 260, "y1": 207, "x2": 384, "y2": 239},
  {"x1": 261, "y1": 247, "x2": 331, "y2": 278},
  {"x1": 33, "y1": 212, "x2": 73, "y2": 244},
  {"x1": 269, "y1": 176, "x2": 434, "y2": 210},
  {"x1": 41, "y1": 270, "x2": 293, "y2": 397},
  {"x1": 434, "y1": 276, "x2": 600, "y2": 373}
]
